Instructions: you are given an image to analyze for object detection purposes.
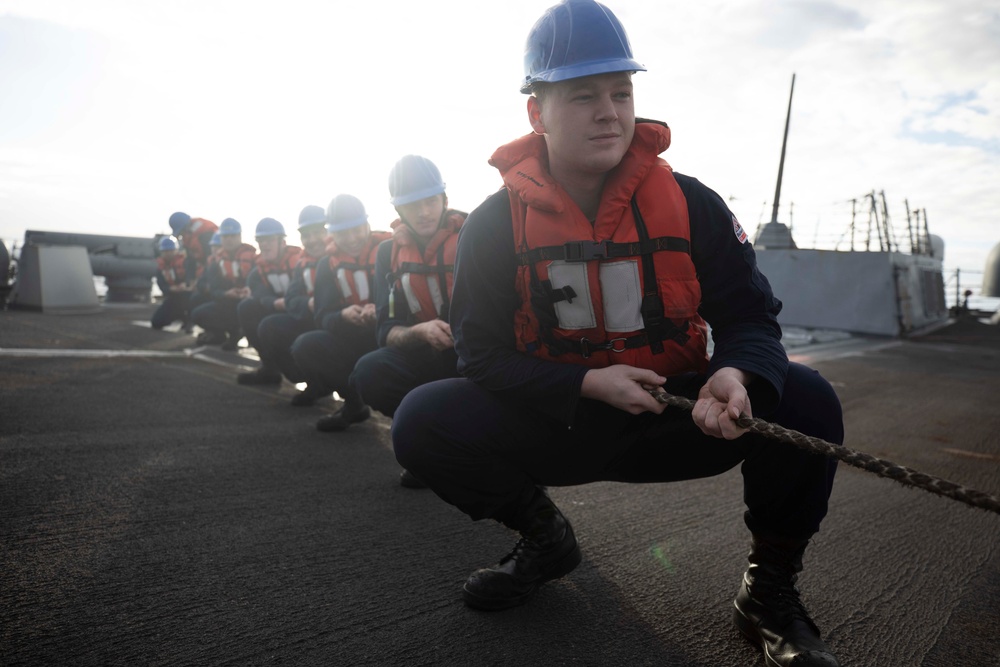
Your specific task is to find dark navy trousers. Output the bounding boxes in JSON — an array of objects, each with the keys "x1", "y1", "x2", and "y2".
[
  {"x1": 191, "y1": 298, "x2": 241, "y2": 338},
  {"x1": 151, "y1": 292, "x2": 190, "y2": 329},
  {"x1": 352, "y1": 346, "x2": 460, "y2": 418},
  {"x1": 392, "y1": 362, "x2": 842, "y2": 540},
  {"x1": 255, "y1": 313, "x2": 314, "y2": 382},
  {"x1": 291, "y1": 326, "x2": 380, "y2": 404},
  {"x1": 237, "y1": 299, "x2": 275, "y2": 356}
]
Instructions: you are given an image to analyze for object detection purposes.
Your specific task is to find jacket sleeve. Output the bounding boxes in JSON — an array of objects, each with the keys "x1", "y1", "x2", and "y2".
[
  {"x1": 247, "y1": 268, "x2": 270, "y2": 307},
  {"x1": 674, "y1": 173, "x2": 788, "y2": 412},
  {"x1": 284, "y1": 267, "x2": 311, "y2": 321},
  {"x1": 206, "y1": 262, "x2": 230, "y2": 300},
  {"x1": 155, "y1": 270, "x2": 169, "y2": 294},
  {"x1": 374, "y1": 239, "x2": 411, "y2": 348},
  {"x1": 314, "y1": 259, "x2": 347, "y2": 333},
  {"x1": 182, "y1": 254, "x2": 198, "y2": 286},
  {"x1": 451, "y1": 190, "x2": 588, "y2": 425}
]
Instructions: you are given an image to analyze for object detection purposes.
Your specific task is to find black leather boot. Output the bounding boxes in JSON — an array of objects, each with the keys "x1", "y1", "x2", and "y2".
[
  {"x1": 463, "y1": 488, "x2": 581, "y2": 611},
  {"x1": 733, "y1": 535, "x2": 840, "y2": 667}
]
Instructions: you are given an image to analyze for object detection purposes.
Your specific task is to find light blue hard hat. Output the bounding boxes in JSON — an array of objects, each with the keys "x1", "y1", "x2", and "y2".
[
  {"x1": 168, "y1": 211, "x2": 191, "y2": 234},
  {"x1": 255, "y1": 217, "x2": 286, "y2": 238},
  {"x1": 520, "y1": 0, "x2": 645, "y2": 94},
  {"x1": 326, "y1": 194, "x2": 369, "y2": 232},
  {"x1": 388, "y1": 155, "x2": 446, "y2": 207},
  {"x1": 209, "y1": 232, "x2": 222, "y2": 247},
  {"x1": 219, "y1": 218, "x2": 242, "y2": 236},
  {"x1": 298, "y1": 205, "x2": 327, "y2": 231},
  {"x1": 158, "y1": 236, "x2": 178, "y2": 252}
]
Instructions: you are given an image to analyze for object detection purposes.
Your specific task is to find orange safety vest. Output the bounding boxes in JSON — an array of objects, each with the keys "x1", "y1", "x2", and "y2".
[
  {"x1": 179, "y1": 218, "x2": 218, "y2": 264},
  {"x1": 216, "y1": 243, "x2": 258, "y2": 286},
  {"x1": 294, "y1": 247, "x2": 330, "y2": 298},
  {"x1": 254, "y1": 245, "x2": 301, "y2": 296},
  {"x1": 387, "y1": 213, "x2": 465, "y2": 323},
  {"x1": 157, "y1": 253, "x2": 187, "y2": 287},
  {"x1": 326, "y1": 231, "x2": 391, "y2": 306},
  {"x1": 492, "y1": 121, "x2": 709, "y2": 376}
]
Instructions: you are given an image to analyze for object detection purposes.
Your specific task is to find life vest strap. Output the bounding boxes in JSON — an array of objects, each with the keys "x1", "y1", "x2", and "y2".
[
  {"x1": 392, "y1": 261, "x2": 455, "y2": 276},
  {"x1": 544, "y1": 323, "x2": 692, "y2": 359},
  {"x1": 516, "y1": 236, "x2": 689, "y2": 266}
]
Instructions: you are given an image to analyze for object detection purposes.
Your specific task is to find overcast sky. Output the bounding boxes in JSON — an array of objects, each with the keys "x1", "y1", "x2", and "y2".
[{"x1": 1, "y1": 0, "x2": 998, "y2": 282}]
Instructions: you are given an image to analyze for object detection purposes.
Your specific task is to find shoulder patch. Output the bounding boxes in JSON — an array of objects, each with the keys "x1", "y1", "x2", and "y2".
[{"x1": 732, "y1": 214, "x2": 748, "y2": 244}]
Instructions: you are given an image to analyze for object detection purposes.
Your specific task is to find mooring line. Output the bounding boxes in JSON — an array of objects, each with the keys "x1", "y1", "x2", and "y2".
[{"x1": 648, "y1": 388, "x2": 1000, "y2": 515}]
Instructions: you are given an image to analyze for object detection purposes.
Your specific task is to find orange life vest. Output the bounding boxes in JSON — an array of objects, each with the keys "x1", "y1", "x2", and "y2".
[
  {"x1": 179, "y1": 218, "x2": 218, "y2": 265},
  {"x1": 294, "y1": 247, "x2": 330, "y2": 298},
  {"x1": 216, "y1": 243, "x2": 258, "y2": 286},
  {"x1": 254, "y1": 245, "x2": 301, "y2": 296},
  {"x1": 326, "y1": 231, "x2": 392, "y2": 306},
  {"x1": 491, "y1": 122, "x2": 709, "y2": 376},
  {"x1": 156, "y1": 253, "x2": 187, "y2": 288},
  {"x1": 387, "y1": 212, "x2": 465, "y2": 323}
]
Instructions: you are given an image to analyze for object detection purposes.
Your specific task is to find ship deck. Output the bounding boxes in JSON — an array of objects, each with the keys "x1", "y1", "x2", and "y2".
[{"x1": 2, "y1": 303, "x2": 999, "y2": 666}]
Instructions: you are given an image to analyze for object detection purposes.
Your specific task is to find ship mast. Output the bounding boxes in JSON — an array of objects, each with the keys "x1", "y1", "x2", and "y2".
[
  {"x1": 770, "y1": 73, "x2": 795, "y2": 225},
  {"x1": 754, "y1": 74, "x2": 798, "y2": 249}
]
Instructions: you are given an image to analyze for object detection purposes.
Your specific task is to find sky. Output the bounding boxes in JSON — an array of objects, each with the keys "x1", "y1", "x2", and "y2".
[{"x1": 1, "y1": 0, "x2": 998, "y2": 285}]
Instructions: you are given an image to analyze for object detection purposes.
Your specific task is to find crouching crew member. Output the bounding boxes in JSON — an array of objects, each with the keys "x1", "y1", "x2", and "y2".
[
  {"x1": 251, "y1": 205, "x2": 334, "y2": 405},
  {"x1": 291, "y1": 195, "x2": 391, "y2": 426},
  {"x1": 390, "y1": 2, "x2": 844, "y2": 666},
  {"x1": 350, "y1": 155, "x2": 466, "y2": 487},
  {"x1": 236, "y1": 217, "x2": 302, "y2": 384},
  {"x1": 168, "y1": 211, "x2": 218, "y2": 288},
  {"x1": 190, "y1": 232, "x2": 226, "y2": 344},
  {"x1": 151, "y1": 235, "x2": 193, "y2": 331},
  {"x1": 191, "y1": 218, "x2": 257, "y2": 351}
]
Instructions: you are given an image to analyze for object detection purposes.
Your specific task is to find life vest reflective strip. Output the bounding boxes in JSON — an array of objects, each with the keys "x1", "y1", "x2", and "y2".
[
  {"x1": 327, "y1": 231, "x2": 391, "y2": 307},
  {"x1": 299, "y1": 258, "x2": 319, "y2": 297},
  {"x1": 387, "y1": 213, "x2": 465, "y2": 322},
  {"x1": 493, "y1": 123, "x2": 709, "y2": 376},
  {"x1": 157, "y1": 254, "x2": 187, "y2": 287},
  {"x1": 294, "y1": 248, "x2": 328, "y2": 297},
  {"x1": 255, "y1": 246, "x2": 301, "y2": 296}
]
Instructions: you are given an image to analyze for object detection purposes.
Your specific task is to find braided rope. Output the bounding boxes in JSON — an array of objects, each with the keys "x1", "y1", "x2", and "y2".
[{"x1": 648, "y1": 388, "x2": 1000, "y2": 516}]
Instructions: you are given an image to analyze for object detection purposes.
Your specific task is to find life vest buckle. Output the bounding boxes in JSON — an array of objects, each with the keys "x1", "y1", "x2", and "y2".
[
  {"x1": 579, "y1": 336, "x2": 629, "y2": 358},
  {"x1": 564, "y1": 240, "x2": 609, "y2": 262},
  {"x1": 607, "y1": 337, "x2": 628, "y2": 353}
]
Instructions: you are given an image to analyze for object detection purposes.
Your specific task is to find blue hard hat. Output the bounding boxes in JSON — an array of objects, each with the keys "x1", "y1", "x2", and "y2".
[
  {"x1": 520, "y1": 0, "x2": 645, "y2": 94},
  {"x1": 388, "y1": 155, "x2": 446, "y2": 207},
  {"x1": 168, "y1": 211, "x2": 191, "y2": 234},
  {"x1": 298, "y1": 205, "x2": 327, "y2": 231},
  {"x1": 158, "y1": 235, "x2": 178, "y2": 252},
  {"x1": 209, "y1": 232, "x2": 222, "y2": 246},
  {"x1": 326, "y1": 194, "x2": 369, "y2": 232},
  {"x1": 255, "y1": 217, "x2": 286, "y2": 238},
  {"x1": 219, "y1": 218, "x2": 242, "y2": 236}
]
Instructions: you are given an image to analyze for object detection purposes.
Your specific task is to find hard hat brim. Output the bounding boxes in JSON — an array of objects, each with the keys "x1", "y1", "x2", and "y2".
[
  {"x1": 326, "y1": 216, "x2": 369, "y2": 233},
  {"x1": 521, "y1": 58, "x2": 645, "y2": 94},
  {"x1": 390, "y1": 184, "x2": 447, "y2": 207}
]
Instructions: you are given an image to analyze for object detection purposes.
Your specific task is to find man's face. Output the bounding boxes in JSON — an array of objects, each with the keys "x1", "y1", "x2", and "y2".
[
  {"x1": 220, "y1": 234, "x2": 242, "y2": 253},
  {"x1": 299, "y1": 225, "x2": 329, "y2": 258},
  {"x1": 257, "y1": 235, "x2": 283, "y2": 262},
  {"x1": 160, "y1": 249, "x2": 176, "y2": 260},
  {"x1": 396, "y1": 194, "x2": 445, "y2": 241},
  {"x1": 528, "y1": 72, "x2": 635, "y2": 182},
  {"x1": 331, "y1": 223, "x2": 370, "y2": 258}
]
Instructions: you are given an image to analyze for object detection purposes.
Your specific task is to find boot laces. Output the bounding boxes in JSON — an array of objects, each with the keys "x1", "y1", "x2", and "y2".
[
  {"x1": 766, "y1": 580, "x2": 819, "y2": 633},
  {"x1": 500, "y1": 536, "x2": 539, "y2": 565}
]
